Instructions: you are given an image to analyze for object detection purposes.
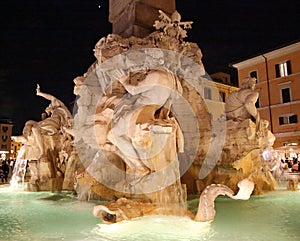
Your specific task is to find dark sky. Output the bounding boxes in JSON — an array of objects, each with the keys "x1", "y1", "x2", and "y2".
[{"x1": 1, "y1": 0, "x2": 299, "y2": 135}]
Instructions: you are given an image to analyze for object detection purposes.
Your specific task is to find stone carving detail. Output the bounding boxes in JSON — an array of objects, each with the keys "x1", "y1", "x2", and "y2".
[
  {"x1": 13, "y1": 10, "x2": 277, "y2": 206},
  {"x1": 153, "y1": 10, "x2": 193, "y2": 40},
  {"x1": 182, "y1": 77, "x2": 277, "y2": 195},
  {"x1": 73, "y1": 65, "x2": 190, "y2": 202},
  {"x1": 12, "y1": 85, "x2": 78, "y2": 191},
  {"x1": 93, "y1": 178, "x2": 254, "y2": 223},
  {"x1": 225, "y1": 76, "x2": 265, "y2": 136},
  {"x1": 224, "y1": 76, "x2": 274, "y2": 144},
  {"x1": 91, "y1": 10, "x2": 204, "y2": 69},
  {"x1": 195, "y1": 178, "x2": 254, "y2": 222},
  {"x1": 225, "y1": 77, "x2": 259, "y2": 123},
  {"x1": 72, "y1": 11, "x2": 211, "y2": 201},
  {"x1": 72, "y1": 10, "x2": 278, "y2": 201}
]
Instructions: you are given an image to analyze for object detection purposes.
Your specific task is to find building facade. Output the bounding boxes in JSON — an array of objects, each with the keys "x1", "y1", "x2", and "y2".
[
  {"x1": 10, "y1": 140, "x2": 23, "y2": 160},
  {"x1": 200, "y1": 72, "x2": 239, "y2": 120},
  {"x1": 210, "y1": 72, "x2": 238, "y2": 102},
  {"x1": 0, "y1": 119, "x2": 13, "y2": 161},
  {"x1": 231, "y1": 41, "x2": 300, "y2": 156}
]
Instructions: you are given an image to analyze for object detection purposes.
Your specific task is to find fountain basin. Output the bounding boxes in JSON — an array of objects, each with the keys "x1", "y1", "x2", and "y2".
[{"x1": 0, "y1": 184, "x2": 299, "y2": 241}]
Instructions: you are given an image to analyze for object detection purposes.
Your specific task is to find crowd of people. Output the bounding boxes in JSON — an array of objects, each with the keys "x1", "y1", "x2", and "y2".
[
  {"x1": 282, "y1": 157, "x2": 300, "y2": 172},
  {"x1": 0, "y1": 159, "x2": 15, "y2": 183}
]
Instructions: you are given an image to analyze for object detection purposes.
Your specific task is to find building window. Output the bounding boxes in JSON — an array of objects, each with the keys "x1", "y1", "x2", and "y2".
[
  {"x1": 279, "y1": 114, "x2": 298, "y2": 125},
  {"x1": 275, "y1": 60, "x2": 291, "y2": 78},
  {"x1": 282, "y1": 141, "x2": 298, "y2": 146},
  {"x1": 2, "y1": 126, "x2": 8, "y2": 132},
  {"x1": 249, "y1": 70, "x2": 258, "y2": 82},
  {"x1": 281, "y1": 87, "x2": 291, "y2": 103},
  {"x1": 2, "y1": 136, "x2": 7, "y2": 142},
  {"x1": 1, "y1": 144, "x2": 7, "y2": 149},
  {"x1": 204, "y1": 87, "x2": 212, "y2": 100},
  {"x1": 219, "y1": 91, "x2": 226, "y2": 102}
]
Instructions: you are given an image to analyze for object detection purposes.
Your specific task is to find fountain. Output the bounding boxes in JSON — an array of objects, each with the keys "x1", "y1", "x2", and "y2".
[
  {"x1": 93, "y1": 178, "x2": 254, "y2": 223},
  {"x1": 0, "y1": 184, "x2": 299, "y2": 241},
  {"x1": 9, "y1": 145, "x2": 27, "y2": 189},
  {"x1": 5, "y1": 2, "x2": 287, "y2": 239},
  {"x1": 70, "y1": 8, "x2": 274, "y2": 223}
]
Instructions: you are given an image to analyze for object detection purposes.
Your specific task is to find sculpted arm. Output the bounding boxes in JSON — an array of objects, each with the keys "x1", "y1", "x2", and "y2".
[
  {"x1": 36, "y1": 84, "x2": 65, "y2": 108},
  {"x1": 36, "y1": 84, "x2": 57, "y2": 102}
]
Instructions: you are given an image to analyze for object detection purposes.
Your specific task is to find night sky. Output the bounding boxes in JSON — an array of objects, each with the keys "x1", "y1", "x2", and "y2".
[{"x1": 1, "y1": 0, "x2": 299, "y2": 135}]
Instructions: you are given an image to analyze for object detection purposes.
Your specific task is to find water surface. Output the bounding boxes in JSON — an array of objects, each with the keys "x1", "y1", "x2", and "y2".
[{"x1": 0, "y1": 184, "x2": 299, "y2": 241}]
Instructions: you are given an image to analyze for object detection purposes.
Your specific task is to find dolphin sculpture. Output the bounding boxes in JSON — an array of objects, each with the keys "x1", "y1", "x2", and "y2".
[{"x1": 93, "y1": 178, "x2": 255, "y2": 223}]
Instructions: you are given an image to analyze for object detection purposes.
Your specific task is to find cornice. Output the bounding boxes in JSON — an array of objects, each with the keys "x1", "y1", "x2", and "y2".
[
  {"x1": 264, "y1": 42, "x2": 300, "y2": 59},
  {"x1": 232, "y1": 42, "x2": 300, "y2": 69},
  {"x1": 231, "y1": 55, "x2": 265, "y2": 69}
]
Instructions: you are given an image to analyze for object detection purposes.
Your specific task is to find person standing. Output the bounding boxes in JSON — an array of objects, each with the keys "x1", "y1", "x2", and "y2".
[
  {"x1": 9, "y1": 159, "x2": 15, "y2": 173},
  {"x1": 1, "y1": 161, "x2": 9, "y2": 183}
]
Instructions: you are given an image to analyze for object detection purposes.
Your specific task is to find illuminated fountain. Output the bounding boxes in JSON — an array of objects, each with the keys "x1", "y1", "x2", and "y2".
[
  {"x1": 3, "y1": 5, "x2": 288, "y2": 240},
  {"x1": 70, "y1": 10, "x2": 274, "y2": 222},
  {"x1": 9, "y1": 145, "x2": 27, "y2": 189},
  {"x1": 0, "y1": 184, "x2": 299, "y2": 241}
]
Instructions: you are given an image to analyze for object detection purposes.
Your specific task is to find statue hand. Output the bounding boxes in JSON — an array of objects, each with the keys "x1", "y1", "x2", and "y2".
[{"x1": 36, "y1": 84, "x2": 41, "y2": 95}]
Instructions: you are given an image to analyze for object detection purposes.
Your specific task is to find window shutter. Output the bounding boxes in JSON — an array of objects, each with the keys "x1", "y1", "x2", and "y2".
[
  {"x1": 279, "y1": 117, "x2": 284, "y2": 125},
  {"x1": 286, "y1": 60, "x2": 292, "y2": 75},
  {"x1": 289, "y1": 114, "x2": 298, "y2": 124}
]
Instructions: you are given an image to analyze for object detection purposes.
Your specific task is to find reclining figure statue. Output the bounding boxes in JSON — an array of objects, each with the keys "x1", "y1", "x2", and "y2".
[{"x1": 225, "y1": 77, "x2": 260, "y2": 128}]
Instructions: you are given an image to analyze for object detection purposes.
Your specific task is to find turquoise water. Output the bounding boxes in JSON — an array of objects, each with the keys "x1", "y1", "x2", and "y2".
[{"x1": 0, "y1": 184, "x2": 299, "y2": 241}]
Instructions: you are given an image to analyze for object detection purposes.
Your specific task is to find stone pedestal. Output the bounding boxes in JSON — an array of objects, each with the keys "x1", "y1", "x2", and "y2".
[
  {"x1": 109, "y1": 0, "x2": 176, "y2": 37},
  {"x1": 26, "y1": 177, "x2": 64, "y2": 192}
]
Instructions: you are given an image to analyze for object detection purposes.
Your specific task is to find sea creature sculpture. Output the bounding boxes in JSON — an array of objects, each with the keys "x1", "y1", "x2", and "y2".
[
  {"x1": 93, "y1": 178, "x2": 254, "y2": 223},
  {"x1": 195, "y1": 178, "x2": 254, "y2": 222}
]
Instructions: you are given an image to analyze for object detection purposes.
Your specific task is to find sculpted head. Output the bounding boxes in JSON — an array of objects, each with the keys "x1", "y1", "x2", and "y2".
[
  {"x1": 241, "y1": 77, "x2": 256, "y2": 90},
  {"x1": 73, "y1": 76, "x2": 85, "y2": 95}
]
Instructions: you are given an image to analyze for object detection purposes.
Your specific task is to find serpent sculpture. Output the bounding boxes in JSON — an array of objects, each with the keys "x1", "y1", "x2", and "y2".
[{"x1": 93, "y1": 178, "x2": 254, "y2": 223}]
